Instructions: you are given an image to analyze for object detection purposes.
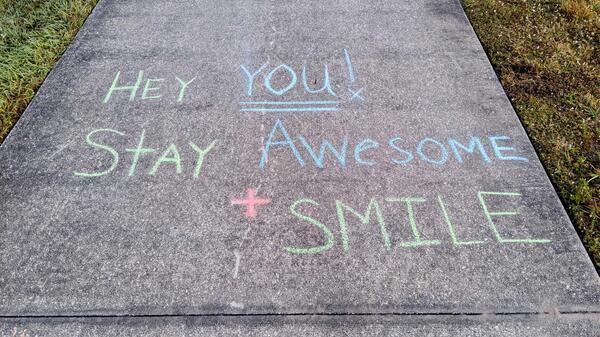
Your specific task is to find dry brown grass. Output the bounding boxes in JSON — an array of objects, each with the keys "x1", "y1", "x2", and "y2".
[{"x1": 463, "y1": 0, "x2": 600, "y2": 270}]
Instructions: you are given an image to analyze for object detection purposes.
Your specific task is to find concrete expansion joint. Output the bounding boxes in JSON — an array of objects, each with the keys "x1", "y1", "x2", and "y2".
[{"x1": 1, "y1": 310, "x2": 599, "y2": 320}]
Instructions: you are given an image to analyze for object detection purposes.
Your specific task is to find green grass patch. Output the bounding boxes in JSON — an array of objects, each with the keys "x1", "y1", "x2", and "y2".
[
  {"x1": 0, "y1": 0, "x2": 98, "y2": 142},
  {"x1": 463, "y1": 0, "x2": 600, "y2": 269}
]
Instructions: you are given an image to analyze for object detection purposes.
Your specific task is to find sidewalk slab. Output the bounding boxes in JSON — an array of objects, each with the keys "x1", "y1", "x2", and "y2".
[{"x1": 0, "y1": 0, "x2": 599, "y2": 319}]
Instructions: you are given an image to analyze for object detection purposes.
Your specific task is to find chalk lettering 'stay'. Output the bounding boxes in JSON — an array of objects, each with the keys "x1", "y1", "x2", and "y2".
[
  {"x1": 73, "y1": 128, "x2": 216, "y2": 178},
  {"x1": 259, "y1": 119, "x2": 528, "y2": 169},
  {"x1": 284, "y1": 192, "x2": 551, "y2": 254}
]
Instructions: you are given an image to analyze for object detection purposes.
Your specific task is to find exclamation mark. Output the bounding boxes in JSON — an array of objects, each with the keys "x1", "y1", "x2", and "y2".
[{"x1": 344, "y1": 48, "x2": 356, "y2": 83}]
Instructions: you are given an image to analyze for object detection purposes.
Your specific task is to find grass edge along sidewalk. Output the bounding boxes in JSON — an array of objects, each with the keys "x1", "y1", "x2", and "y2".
[
  {"x1": 0, "y1": 0, "x2": 599, "y2": 271},
  {"x1": 0, "y1": 0, "x2": 98, "y2": 141},
  {"x1": 463, "y1": 0, "x2": 599, "y2": 270}
]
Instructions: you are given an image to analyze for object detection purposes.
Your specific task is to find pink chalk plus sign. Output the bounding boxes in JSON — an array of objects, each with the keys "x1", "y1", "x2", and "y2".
[{"x1": 231, "y1": 189, "x2": 271, "y2": 218}]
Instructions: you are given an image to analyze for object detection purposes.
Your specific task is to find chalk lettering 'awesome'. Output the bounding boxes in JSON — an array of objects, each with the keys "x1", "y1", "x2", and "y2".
[{"x1": 259, "y1": 119, "x2": 528, "y2": 169}]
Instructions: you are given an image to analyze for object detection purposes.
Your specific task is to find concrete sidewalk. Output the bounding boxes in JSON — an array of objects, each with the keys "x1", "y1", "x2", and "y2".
[{"x1": 0, "y1": 0, "x2": 598, "y2": 335}]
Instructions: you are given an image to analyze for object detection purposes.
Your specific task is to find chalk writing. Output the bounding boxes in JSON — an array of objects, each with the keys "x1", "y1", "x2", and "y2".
[
  {"x1": 240, "y1": 49, "x2": 363, "y2": 112},
  {"x1": 437, "y1": 195, "x2": 484, "y2": 245},
  {"x1": 348, "y1": 87, "x2": 364, "y2": 101},
  {"x1": 259, "y1": 119, "x2": 529, "y2": 169},
  {"x1": 241, "y1": 63, "x2": 336, "y2": 98},
  {"x1": 73, "y1": 128, "x2": 124, "y2": 177},
  {"x1": 284, "y1": 199, "x2": 335, "y2": 254},
  {"x1": 231, "y1": 189, "x2": 272, "y2": 218},
  {"x1": 386, "y1": 197, "x2": 442, "y2": 247},
  {"x1": 85, "y1": 50, "x2": 549, "y2": 263},
  {"x1": 283, "y1": 192, "x2": 551, "y2": 254},
  {"x1": 73, "y1": 128, "x2": 216, "y2": 178},
  {"x1": 478, "y1": 192, "x2": 552, "y2": 244},
  {"x1": 343, "y1": 48, "x2": 364, "y2": 101},
  {"x1": 343, "y1": 49, "x2": 356, "y2": 83},
  {"x1": 240, "y1": 101, "x2": 339, "y2": 113},
  {"x1": 102, "y1": 70, "x2": 195, "y2": 103},
  {"x1": 336, "y1": 198, "x2": 391, "y2": 251}
]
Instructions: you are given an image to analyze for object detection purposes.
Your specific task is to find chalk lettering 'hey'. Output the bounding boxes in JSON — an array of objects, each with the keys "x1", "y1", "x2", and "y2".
[{"x1": 102, "y1": 70, "x2": 195, "y2": 103}]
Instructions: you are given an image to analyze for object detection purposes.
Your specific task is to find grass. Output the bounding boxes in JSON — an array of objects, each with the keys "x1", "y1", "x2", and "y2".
[
  {"x1": 463, "y1": 0, "x2": 600, "y2": 270},
  {"x1": 0, "y1": 0, "x2": 98, "y2": 142},
  {"x1": 0, "y1": 0, "x2": 598, "y2": 271}
]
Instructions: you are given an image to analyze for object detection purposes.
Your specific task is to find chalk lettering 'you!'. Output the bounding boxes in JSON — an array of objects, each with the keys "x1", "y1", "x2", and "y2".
[
  {"x1": 241, "y1": 64, "x2": 336, "y2": 97},
  {"x1": 240, "y1": 49, "x2": 363, "y2": 104}
]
